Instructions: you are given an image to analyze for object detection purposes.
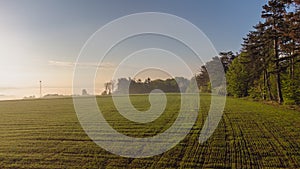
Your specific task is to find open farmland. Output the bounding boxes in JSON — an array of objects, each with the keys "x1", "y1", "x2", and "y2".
[{"x1": 0, "y1": 94, "x2": 299, "y2": 168}]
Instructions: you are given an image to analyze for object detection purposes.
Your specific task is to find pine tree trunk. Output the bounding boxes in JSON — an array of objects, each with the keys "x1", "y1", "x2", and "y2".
[
  {"x1": 274, "y1": 37, "x2": 283, "y2": 104},
  {"x1": 263, "y1": 70, "x2": 267, "y2": 100},
  {"x1": 266, "y1": 71, "x2": 273, "y2": 100},
  {"x1": 291, "y1": 52, "x2": 294, "y2": 80}
]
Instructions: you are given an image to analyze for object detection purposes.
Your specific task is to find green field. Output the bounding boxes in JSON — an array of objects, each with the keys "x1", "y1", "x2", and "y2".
[{"x1": 0, "y1": 94, "x2": 299, "y2": 168}]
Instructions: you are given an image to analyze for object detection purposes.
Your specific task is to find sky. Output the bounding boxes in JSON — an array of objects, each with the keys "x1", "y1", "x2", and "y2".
[{"x1": 0, "y1": 0, "x2": 267, "y2": 99}]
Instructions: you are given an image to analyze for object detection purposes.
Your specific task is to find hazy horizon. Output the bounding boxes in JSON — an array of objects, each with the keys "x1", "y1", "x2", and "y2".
[{"x1": 0, "y1": 0, "x2": 267, "y2": 100}]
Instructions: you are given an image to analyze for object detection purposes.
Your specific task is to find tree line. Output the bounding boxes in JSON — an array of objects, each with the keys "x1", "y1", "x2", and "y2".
[
  {"x1": 194, "y1": 0, "x2": 299, "y2": 104},
  {"x1": 113, "y1": 77, "x2": 190, "y2": 94},
  {"x1": 224, "y1": 0, "x2": 299, "y2": 104}
]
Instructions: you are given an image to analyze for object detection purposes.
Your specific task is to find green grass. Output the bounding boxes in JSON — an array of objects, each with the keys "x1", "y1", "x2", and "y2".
[{"x1": 0, "y1": 94, "x2": 299, "y2": 168}]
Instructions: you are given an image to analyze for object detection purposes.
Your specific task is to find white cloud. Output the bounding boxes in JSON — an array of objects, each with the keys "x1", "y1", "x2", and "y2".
[
  {"x1": 48, "y1": 60, "x2": 116, "y2": 68},
  {"x1": 48, "y1": 60, "x2": 74, "y2": 67}
]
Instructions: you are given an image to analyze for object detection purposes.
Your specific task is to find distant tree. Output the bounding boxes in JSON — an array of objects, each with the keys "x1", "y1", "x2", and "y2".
[
  {"x1": 195, "y1": 51, "x2": 236, "y2": 93},
  {"x1": 82, "y1": 89, "x2": 88, "y2": 96},
  {"x1": 195, "y1": 66, "x2": 210, "y2": 92},
  {"x1": 115, "y1": 78, "x2": 130, "y2": 94},
  {"x1": 144, "y1": 77, "x2": 151, "y2": 84},
  {"x1": 175, "y1": 77, "x2": 190, "y2": 92},
  {"x1": 219, "y1": 51, "x2": 236, "y2": 73},
  {"x1": 203, "y1": 56, "x2": 227, "y2": 89},
  {"x1": 226, "y1": 53, "x2": 250, "y2": 97},
  {"x1": 103, "y1": 81, "x2": 114, "y2": 95}
]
